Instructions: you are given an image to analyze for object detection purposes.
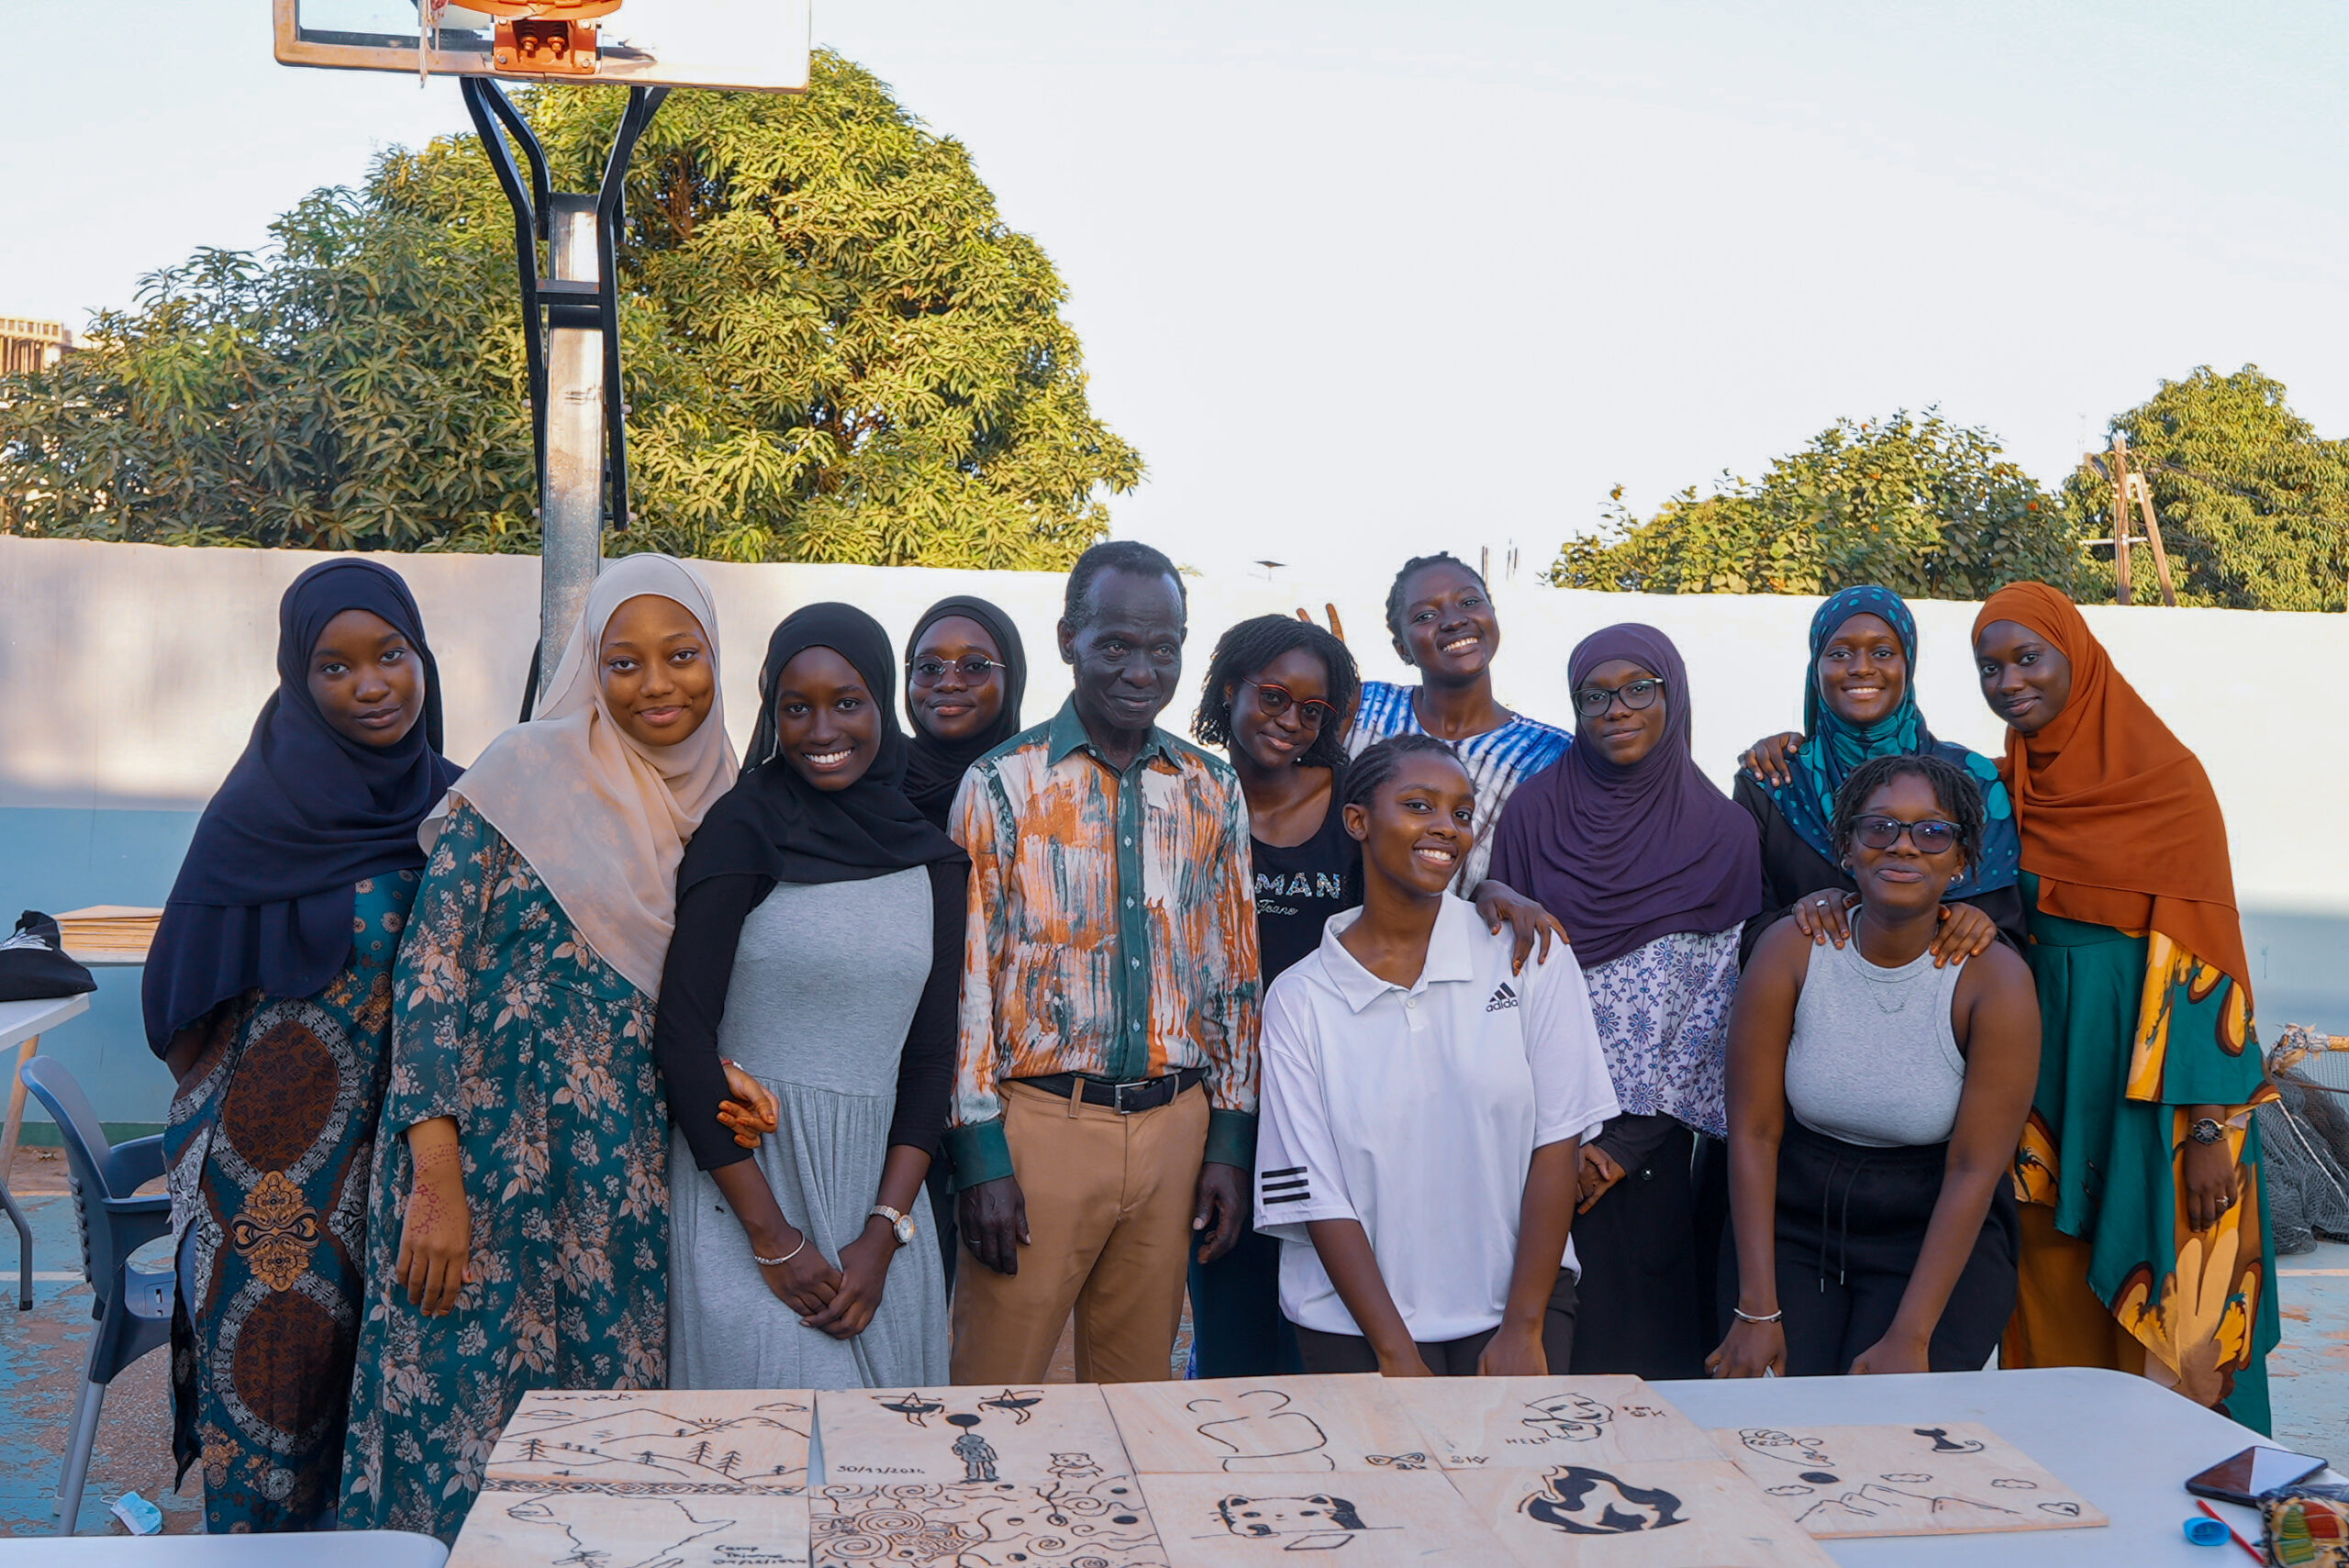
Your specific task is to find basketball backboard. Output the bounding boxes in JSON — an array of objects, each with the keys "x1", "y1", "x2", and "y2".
[{"x1": 273, "y1": 0, "x2": 810, "y2": 94}]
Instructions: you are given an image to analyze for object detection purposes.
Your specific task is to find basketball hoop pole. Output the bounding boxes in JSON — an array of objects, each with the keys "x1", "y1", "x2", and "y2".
[{"x1": 461, "y1": 77, "x2": 669, "y2": 700}]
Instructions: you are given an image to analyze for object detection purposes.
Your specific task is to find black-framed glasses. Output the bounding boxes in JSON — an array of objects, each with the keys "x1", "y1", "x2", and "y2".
[
  {"x1": 909, "y1": 655, "x2": 1005, "y2": 687},
  {"x1": 1851, "y1": 816, "x2": 1962, "y2": 854},
  {"x1": 1573, "y1": 677, "x2": 1666, "y2": 718},
  {"x1": 1240, "y1": 679, "x2": 1338, "y2": 729}
]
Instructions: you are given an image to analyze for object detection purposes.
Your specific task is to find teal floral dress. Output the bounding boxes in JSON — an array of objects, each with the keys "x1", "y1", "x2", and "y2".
[
  {"x1": 164, "y1": 872, "x2": 417, "y2": 1534},
  {"x1": 339, "y1": 801, "x2": 670, "y2": 1542}
]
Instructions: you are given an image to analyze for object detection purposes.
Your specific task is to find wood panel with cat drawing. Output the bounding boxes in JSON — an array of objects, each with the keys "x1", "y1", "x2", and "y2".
[{"x1": 1141, "y1": 1469, "x2": 1507, "y2": 1566}]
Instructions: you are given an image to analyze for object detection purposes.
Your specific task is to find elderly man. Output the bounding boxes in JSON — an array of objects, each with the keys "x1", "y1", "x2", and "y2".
[{"x1": 945, "y1": 539, "x2": 1261, "y2": 1383}]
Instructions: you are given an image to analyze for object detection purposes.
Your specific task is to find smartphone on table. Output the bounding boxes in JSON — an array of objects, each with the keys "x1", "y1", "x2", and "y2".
[{"x1": 2185, "y1": 1445, "x2": 2329, "y2": 1507}]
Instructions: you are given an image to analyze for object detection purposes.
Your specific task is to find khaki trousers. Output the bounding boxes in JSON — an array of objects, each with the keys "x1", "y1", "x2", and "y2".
[{"x1": 951, "y1": 1080, "x2": 1208, "y2": 1385}]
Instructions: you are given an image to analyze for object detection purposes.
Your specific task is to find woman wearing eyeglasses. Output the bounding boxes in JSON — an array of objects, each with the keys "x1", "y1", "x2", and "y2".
[
  {"x1": 898, "y1": 595, "x2": 1029, "y2": 1282},
  {"x1": 1190, "y1": 616, "x2": 1564, "y2": 1377},
  {"x1": 903, "y1": 596, "x2": 1029, "y2": 833},
  {"x1": 1733, "y1": 585, "x2": 2025, "y2": 969},
  {"x1": 1709, "y1": 753, "x2": 2039, "y2": 1380},
  {"x1": 1486, "y1": 625, "x2": 1763, "y2": 1380}
]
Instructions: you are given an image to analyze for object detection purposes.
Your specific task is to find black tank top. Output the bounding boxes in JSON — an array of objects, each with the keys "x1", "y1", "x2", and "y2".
[{"x1": 1252, "y1": 794, "x2": 1363, "y2": 986}]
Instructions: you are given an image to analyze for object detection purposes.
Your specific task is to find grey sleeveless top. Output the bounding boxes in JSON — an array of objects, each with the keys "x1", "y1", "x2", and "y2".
[{"x1": 1783, "y1": 928, "x2": 1966, "y2": 1149}]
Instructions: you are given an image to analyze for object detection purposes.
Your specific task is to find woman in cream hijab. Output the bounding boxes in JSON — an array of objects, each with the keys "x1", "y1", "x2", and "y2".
[{"x1": 341, "y1": 556, "x2": 738, "y2": 1543}]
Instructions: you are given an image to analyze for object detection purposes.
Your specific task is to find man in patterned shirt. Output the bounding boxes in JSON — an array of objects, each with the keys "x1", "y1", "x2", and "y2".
[{"x1": 945, "y1": 539, "x2": 1262, "y2": 1384}]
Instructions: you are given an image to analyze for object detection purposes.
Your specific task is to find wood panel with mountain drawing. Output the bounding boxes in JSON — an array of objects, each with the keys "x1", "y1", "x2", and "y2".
[{"x1": 1708, "y1": 1421, "x2": 2107, "y2": 1538}]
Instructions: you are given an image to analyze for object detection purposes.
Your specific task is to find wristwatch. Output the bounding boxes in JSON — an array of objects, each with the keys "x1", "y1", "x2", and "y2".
[
  {"x1": 870, "y1": 1204, "x2": 916, "y2": 1246},
  {"x1": 2188, "y1": 1117, "x2": 2226, "y2": 1146}
]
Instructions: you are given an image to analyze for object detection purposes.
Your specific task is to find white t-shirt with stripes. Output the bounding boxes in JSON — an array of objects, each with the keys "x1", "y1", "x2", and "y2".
[{"x1": 1253, "y1": 895, "x2": 1618, "y2": 1343}]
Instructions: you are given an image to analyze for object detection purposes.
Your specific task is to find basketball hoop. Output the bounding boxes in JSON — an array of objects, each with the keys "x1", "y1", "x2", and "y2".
[
  {"x1": 469, "y1": 0, "x2": 623, "y2": 76},
  {"x1": 279, "y1": 0, "x2": 808, "y2": 693}
]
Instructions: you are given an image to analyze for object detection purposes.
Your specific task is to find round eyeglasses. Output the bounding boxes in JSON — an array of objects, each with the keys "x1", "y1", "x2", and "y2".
[
  {"x1": 909, "y1": 655, "x2": 1005, "y2": 687},
  {"x1": 1573, "y1": 677, "x2": 1666, "y2": 718},
  {"x1": 1239, "y1": 679, "x2": 1337, "y2": 729},
  {"x1": 1850, "y1": 816, "x2": 1961, "y2": 854}
]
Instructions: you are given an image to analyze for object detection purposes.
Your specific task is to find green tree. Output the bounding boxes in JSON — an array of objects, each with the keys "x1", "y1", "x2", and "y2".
[
  {"x1": 0, "y1": 52, "x2": 1141, "y2": 567},
  {"x1": 1551, "y1": 410, "x2": 2091, "y2": 600},
  {"x1": 2066, "y1": 365, "x2": 2349, "y2": 612}
]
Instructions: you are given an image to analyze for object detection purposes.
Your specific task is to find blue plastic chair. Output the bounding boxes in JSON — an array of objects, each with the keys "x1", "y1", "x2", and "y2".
[{"x1": 18, "y1": 1056, "x2": 174, "y2": 1537}]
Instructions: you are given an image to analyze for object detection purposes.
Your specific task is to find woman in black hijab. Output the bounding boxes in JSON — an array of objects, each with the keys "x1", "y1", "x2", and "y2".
[
  {"x1": 655, "y1": 604, "x2": 969, "y2": 1388},
  {"x1": 146, "y1": 557, "x2": 460, "y2": 1534},
  {"x1": 896, "y1": 594, "x2": 1027, "y2": 1273},
  {"x1": 901, "y1": 595, "x2": 1029, "y2": 829}
]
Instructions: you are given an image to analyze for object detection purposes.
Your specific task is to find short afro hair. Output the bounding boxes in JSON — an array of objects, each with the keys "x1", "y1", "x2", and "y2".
[
  {"x1": 1384, "y1": 551, "x2": 1489, "y2": 645},
  {"x1": 1063, "y1": 539, "x2": 1185, "y2": 631},
  {"x1": 1831, "y1": 752, "x2": 1986, "y2": 872},
  {"x1": 1192, "y1": 616, "x2": 1360, "y2": 771},
  {"x1": 1341, "y1": 732, "x2": 1464, "y2": 815}
]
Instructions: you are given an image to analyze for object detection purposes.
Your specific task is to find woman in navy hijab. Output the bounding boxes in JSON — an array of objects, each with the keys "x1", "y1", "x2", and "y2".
[{"x1": 146, "y1": 558, "x2": 459, "y2": 1534}]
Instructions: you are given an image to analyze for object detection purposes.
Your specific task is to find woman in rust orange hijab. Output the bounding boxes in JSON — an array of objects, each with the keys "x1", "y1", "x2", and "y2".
[{"x1": 1973, "y1": 582, "x2": 2277, "y2": 1432}]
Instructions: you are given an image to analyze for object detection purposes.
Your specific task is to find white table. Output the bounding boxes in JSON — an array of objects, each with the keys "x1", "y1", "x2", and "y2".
[
  {"x1": 1661, "y1": 1365, "x2": 2281, "y2": 1564},
  {"x1": 0, "y1": 1532, "x2": 445, "y2": 1564}
]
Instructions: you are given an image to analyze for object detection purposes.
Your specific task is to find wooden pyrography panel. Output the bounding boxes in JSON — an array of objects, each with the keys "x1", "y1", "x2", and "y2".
[
  {"x1": 811, "y1": 1476, "x2": 1166, "y2": 1567},
  {"x1": 449, "y1": 1483, "x2": 809, "y2": 1568},
  {"x1": 1709, "y1": 1421, "x2": 2108, "y2": 1538},
  {"x1": 1452, "y1": 1460, "x2": 1839, "y2": 1568},
  {"x1": 817, "y1": 1385, "x2": 1135, "y2": 1485},
  {"x1": 1141, "y1": 1468, "x2": 1508, "y2": 1567},
  {"x1": 1104, "y1": 1374, "x2": 1438, "y2": 1474},
  {"x1": 485, "y1": 1389, "x2": 813, "y2": 1490},
  {"x1": 1386, "y1": 1375, "x2": 1719, "y2": 1471}
]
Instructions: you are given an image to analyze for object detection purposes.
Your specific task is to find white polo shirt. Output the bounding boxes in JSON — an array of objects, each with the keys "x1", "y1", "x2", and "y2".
[{"x1": 1253, "y1": 895, "x2": 1618, "y2": 1343}]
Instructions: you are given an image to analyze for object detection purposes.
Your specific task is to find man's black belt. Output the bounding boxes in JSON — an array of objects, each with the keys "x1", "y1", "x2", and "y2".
[{"x1": 1018, "y1": 1066, "x2": 1205, "y2": 1114}]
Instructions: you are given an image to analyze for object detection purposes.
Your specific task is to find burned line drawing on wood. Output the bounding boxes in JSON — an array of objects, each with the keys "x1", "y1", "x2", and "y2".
[
  {"x1": 1105, "y1": 1376, "x2": 1433, "y2": 1475},
  {"x1": 1520, "y1": 1465, "x2": 1688, "y2": 1536},
  {"x1": 818, "y1": 1385, "x2": 1134, "y2": 1486},
  {"x1": 1386, "y1": 1376, "x2": 1717, "y2": 1471},
  {"x1": 485, "y1": 1390, "x2": 813, "y2": 1491},
  {"x1": 1206, "y1": 1492, "x2": 1382, "y2": 1551},
  {"x1": 810, "y1": 1475, "x2": 1164, "y2": 1567},
  {"x1": 1453, "y1": 1461, "x2": 1840, "y2": 1568},
  {"x1": 1709, "y1": 1422, "x2": 2107, "y2": 1539},
  {"x1": 458, "y1": 1479, "x2": 811, "y2": 1568},
  {"x1": 1144, "y1": 1470, "x2": 1508, "y2": 1567}
]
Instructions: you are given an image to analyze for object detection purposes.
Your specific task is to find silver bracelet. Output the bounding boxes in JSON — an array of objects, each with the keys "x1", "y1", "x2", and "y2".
[
  {"x1": 751, "y1": 1233, "x2": 807, "y2": 1268},
  {"x1": 1731, "y1": 1306, "x2": 1784, "y2": 1325}
]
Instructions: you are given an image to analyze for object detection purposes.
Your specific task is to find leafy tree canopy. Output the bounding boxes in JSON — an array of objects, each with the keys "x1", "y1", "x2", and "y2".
[
  {"x1": 1550, "y1": 410, "x2": 2090, "y2": 601},
  {"x1": 2064, "y1": 365, "x2": 2349, "y2": 612},
  {"x1": 0, "y1": 52, "x2": 1141, "y2": 567}
]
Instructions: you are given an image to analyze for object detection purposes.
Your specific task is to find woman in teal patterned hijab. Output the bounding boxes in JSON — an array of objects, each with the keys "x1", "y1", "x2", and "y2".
[{"x1": 1772, "y1": 584, "x2": 2020, "y2": 900}]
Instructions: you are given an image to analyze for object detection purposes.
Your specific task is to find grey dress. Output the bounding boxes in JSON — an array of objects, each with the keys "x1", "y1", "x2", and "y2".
[{"x1": 666, "y1": 870, "x2": 950, "y2": 1387}]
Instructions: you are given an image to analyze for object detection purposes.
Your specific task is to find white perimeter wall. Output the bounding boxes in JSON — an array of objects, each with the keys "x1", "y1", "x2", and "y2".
[{"x1": 1, "y1": 533, "x2": 2343, "y2": 917}]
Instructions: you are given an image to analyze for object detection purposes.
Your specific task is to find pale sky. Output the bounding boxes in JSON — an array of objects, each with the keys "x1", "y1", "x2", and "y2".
[{"x1": 11, "y1": 1, "x2": 2349, "y2": 579}]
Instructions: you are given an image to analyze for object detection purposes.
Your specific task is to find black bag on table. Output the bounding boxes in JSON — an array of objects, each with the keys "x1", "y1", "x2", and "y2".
[{"x1": 0, "y1": 911, "x2": 98, "y2": 1002}]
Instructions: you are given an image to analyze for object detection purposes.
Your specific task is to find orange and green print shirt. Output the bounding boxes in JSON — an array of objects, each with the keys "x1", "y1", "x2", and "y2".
[{"x1": 943, "y1": 698, "x2": 1262, "y2": 1186}]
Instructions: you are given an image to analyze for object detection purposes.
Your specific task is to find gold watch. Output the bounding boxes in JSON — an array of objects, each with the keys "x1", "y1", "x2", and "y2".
[{"x1": 870, "y1": 1204, "x2": 916, "y2": 1246}]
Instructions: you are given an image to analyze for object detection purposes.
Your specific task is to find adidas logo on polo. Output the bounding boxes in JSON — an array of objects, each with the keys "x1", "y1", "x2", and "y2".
[{"x1": 1485, "y1": 982, "x2": 1520, "y2": 1013}]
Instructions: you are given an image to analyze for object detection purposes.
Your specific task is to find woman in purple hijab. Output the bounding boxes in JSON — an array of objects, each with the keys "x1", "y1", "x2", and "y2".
[{"x1": 1487, "y1": 623, "x2": 1762, "y2": 1379}]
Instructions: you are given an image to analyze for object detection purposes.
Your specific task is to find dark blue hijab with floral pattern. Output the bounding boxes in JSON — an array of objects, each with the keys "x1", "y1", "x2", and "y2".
[{"x1": 1773, "y1": 584, "x2": 2020, "y2": 898}]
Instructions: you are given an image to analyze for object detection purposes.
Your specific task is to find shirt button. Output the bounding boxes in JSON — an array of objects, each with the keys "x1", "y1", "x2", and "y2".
[
  {"x1": 1125, "y1": 896, "x2": 1135, "y2": 907},
  {"x1": 1122, "y1": 835, "x2": 1132, "y2": 846},
  {"x1": 1130, "y1": 958, "x2": 1141, "y2": 969}
]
